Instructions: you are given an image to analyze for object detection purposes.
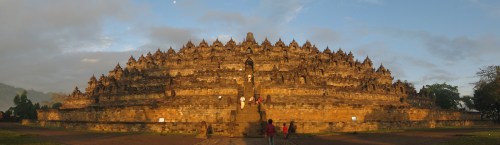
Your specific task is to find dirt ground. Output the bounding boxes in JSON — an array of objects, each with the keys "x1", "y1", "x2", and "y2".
[{"x1": 0, "y1": 123, "x2": 498, "y2": 145}]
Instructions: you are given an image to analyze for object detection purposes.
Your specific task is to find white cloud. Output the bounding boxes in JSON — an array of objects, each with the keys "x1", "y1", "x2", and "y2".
[
  {"x1": 142, "y1": 26, "x2": 199, "y2": 50},
  {"x1": 81, "y1": 58, "x2": 99, "y2": 63},
  {"x1": 259, "y1": 0, "x2": 305, "y2": 24},
  {"x1": 0, "y1": 0, "x2": 144, "y2": 93},
  {"x1": 374, "y1": 28, "x2": 500, "y2": 62}
]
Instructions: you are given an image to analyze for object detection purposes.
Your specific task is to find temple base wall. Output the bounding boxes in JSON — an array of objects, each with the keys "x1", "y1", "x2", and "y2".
[
  {"x1": 35, "y1": 104, "x2": 488, "y2": 135},
  {"x1": 30, "y1": 119, "x2": 490, "y2": 135},
  {"x1": 38, "y1": 105, "x2": 236, "y2": 123}
]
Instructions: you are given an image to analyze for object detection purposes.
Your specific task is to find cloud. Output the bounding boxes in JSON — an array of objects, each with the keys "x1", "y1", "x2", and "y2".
[
  {"x1": 423, "y1": 34, "x2": 500, "y2": 62},
  {"x1": 199, "y1": 11, "x2": 251, "y2": 26},
  {"x1": 355, "y1": 41, "x2": 408, "y2": 79},
  {"x1": 196, "y1": 0, "x2": 308, "y2": 42},
  {"x1": 403, "y1": 57, "x2": 437, "y2": 69},
  {"x1": 258, "y1": 0, "x2": 304, "y2": 23},
  {"x1": 468, "y1": 0, "x2": 500, "y2": 18},
  {"x1": 0, "y1": 0, "x2": 138, "y2": 53},
  {"x1": 0, "y1": 0, "x2": 144, "y2": 93},
  {"x1": 375, "y1": 28, "x2": 500, "y2": 62},
  {"x1": 419, "y1": 68, "x2": 458, "y2": 84},
  {"x1": 142, "y1": 26, "x2": 200, "y2": 50},
  {"x1": 307, "y1": 28, "x2": 342, "y2": 47},
  {"x1": 81, "y1": 58, "x2": 100, "y2": 63},
  {"x1": 1, "y1": 51, "x2": 144, "y2": 93}
]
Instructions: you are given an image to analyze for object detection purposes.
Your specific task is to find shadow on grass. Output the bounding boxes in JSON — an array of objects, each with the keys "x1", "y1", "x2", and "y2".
[
  {"x1": 433, "y1": 129, "x2": 500, "y2": 145},
  {"x1": 289, "y1": 127, "x2": 500, "y2": 145},
  {"x1": 0, "y1": 130, "x2": 60, "y2": 145}
]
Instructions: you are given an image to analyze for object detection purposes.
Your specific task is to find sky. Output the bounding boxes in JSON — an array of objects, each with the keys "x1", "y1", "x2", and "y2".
[{"x1": 0, "y1": 0, "x2": 499, "y2": 97}]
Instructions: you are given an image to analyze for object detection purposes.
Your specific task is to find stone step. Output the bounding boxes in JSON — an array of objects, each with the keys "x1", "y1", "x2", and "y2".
[
  {"x1": 236, "y1": 117, "x2": 261, "y2": 122},
  {"x1": 232, "y1": 122, "x2": 263, "y2": 137},
  {"x1": 232, "y1": 101, "x2": 264, "y2": 138}
]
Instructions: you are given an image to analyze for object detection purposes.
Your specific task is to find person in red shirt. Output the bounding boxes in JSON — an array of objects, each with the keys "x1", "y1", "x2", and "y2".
[
  {"x1": 282, "y1": 123, "x2": 288, "y2": 139},
  {"x1": 265, "y1": 119, "x2": 276, "y2": 145},
  {"x1": 257, "y1": 96, "x2": 263, "y2": 105}
]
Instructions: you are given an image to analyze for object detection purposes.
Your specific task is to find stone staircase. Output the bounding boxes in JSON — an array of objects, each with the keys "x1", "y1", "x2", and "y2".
[{"x1": 232, "y1": 104, "x2": 263, "y2": 137}]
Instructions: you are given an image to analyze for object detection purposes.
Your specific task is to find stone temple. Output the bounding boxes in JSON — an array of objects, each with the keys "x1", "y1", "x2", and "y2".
[{"x1": 37, "y1": 32, "x2": 481, "y2": 137}]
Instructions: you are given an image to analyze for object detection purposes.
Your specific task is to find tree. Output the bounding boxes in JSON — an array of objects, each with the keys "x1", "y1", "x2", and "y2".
[
  {"x1": 11, "y1": 90, "x2": 38, "y2": 120},
  {"x1": 51, "y1": 102, "x2": 62, "y2": 109},
  {"x1": 40, "y1": 105, "x2": 50, "y2": 110},
  {"x1": 426, "y1": 83, "x2": 460, "y2": 109},
  {"x1": 472, "y1": 65, "x2": 500, "y2": 122},
  {"x1": 3, "y1": 108, "x2": 13, "y2": 120}
]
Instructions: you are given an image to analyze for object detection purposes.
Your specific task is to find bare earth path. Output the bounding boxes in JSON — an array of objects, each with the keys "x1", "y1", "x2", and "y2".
[{"x1": 1, "y1": 123, "x2": 498, "y2": 145}]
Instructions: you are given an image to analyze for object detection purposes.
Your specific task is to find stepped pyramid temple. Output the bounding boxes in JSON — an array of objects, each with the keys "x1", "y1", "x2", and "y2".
[{"x1": 37, "y1": 32, "x2": 481, "y2": 137}]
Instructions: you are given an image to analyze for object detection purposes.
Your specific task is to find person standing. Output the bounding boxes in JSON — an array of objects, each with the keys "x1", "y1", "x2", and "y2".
[
  {"x1": 257, "y1": 96, "x2": 263, "y2": 105},
  {"x1": 265, "y1": 119, "x2": 276, "y2": 145},
  {"x1": 248, "y1": 96, "x2": 254, "y2": 106},
  {"x1": 287, "y1": 121, "x2": 295, "y2": 139},
  {"x1": 282, "y1": 123, "x2": 288, "y2": 139},
  {"x1": 240, "y1": 96, "x2": 246, "y2": 109}
]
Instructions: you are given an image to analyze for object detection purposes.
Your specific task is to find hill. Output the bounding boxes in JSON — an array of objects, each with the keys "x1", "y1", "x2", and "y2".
[{"x1": 0, "y1": 83, "x2": 51, "y2": 111}]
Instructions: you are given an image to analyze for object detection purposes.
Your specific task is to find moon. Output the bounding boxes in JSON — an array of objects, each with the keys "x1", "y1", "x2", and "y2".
[{"x1": 173, "y1": 1, "x2": 176, "y2": 4}]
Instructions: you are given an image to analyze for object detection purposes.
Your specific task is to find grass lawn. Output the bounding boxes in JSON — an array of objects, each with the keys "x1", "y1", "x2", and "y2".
[
  {"x1": 0, "y1": 129, "x2": 59, "y2": 145},
  {"x1": 434, "y1": 128, "x2": 500, "y2": 145}
]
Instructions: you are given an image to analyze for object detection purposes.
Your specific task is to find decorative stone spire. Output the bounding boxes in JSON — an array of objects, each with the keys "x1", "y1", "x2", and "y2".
[
  {"x1": 154, "y1": 48, "x2": 162, "y2": 55},
  {"x1": 85, "y1": 74, "x2": 98, "y2": 93},
  {"x1": 311, "y1": 44, "x2": 319, "y2": 53},
  {"x1": 261, "y1": 37, "x2": 272, "y2": 47},
  {"x1": 225, "y1": 38, "x2": 236, "y2": 47},
  {"x1": 89, "y1": 74, "x2": 97, "y2": 83},
  {"x1": 290, "y1": 39, "x2": 299, "y2": 48},
  {"x1": 72, "y1": 86, "x2": 82, "y2": 96},
  {"x1": 337, "y1": 48, "x2": 345, "y2": 56},
  {"x1": 363, "y1": 56, "x2": 373, "y2": 67},
  {"x1": 275, "y1": 38, "x2": 285, "y2": 47},
  {"x1": 186, "y1": 40, "x2": 195, "y2": 48},
  {"x1": 109, "y1": 63, "x2": 124, "y2": 80},
  {"x1": 146, "y1": 52, "x2": 154, "y2": 62},
  {"x1": 199, "y1": 39, "x2": 208, "y2": 47},
  {"x1": 302, "y1": 40, "x2": 312, "y2": 48},
  {"x1": 153, "y1": 48, "x2": 164, "y2": 61},
  {"x1": 355, "y1": 60, "x2": 362, "y2": 67},
  {"x1": 167, "y1": 47, "x2": 175, "y2": 55},
  {"x1": 155, "y1": 48, "x2": 162, "y2": 54},
  {"x1": 377, "y1": 64, "x2": 387, "y2": 74},
  {"x1": 212, "y1": 38, "x2": 223, "y2": 47},
  {"x1": 324, "y1": 46, "x2": 331, "y2": 54},
  {"x1": 114, "y1": 63, "x2": 122, "y2": 70},
  {"x1": 127, "y1": 55, "x2": 136, "y2": 67},
  {"x1": 347, "y1": 51, "x2": 354, "y2": 62},
  {"x1": 128, "y1": 55, "x2": 136, "y2": 61},
  {"x1": 99, "y1": 74, "x2": 106, "y2": 82},
  {"x1": 87, "y1": 75, "x2": 97, "y2": 89},
  {"x1": 137, "y1": 54, "x2": 145, "y2": 63}
]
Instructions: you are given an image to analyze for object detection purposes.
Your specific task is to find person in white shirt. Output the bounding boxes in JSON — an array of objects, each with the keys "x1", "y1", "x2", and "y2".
[
  {"x1": 249, "y1": 96, "x2": 254, "y2": 106},
  {"x1": 240, "y1": 96, "x2": 246, "y2": 109}
]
